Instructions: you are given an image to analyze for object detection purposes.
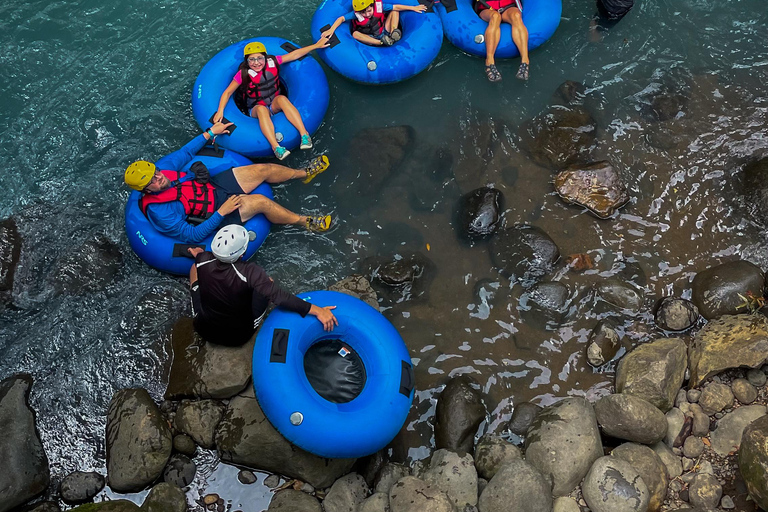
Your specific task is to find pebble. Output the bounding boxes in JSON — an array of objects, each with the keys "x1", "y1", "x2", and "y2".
[
  {"x1": 301, "y1": 483, "x2": 314, "y2": 493},
  {"x1": 681, "y1": 472, "x2": 696, "y2": 485},
  {"x1": 682, "y1": 457, "x2": 695, "y2": 472},
  {"x1": 698, "y1": 460, "x2": 714, "y2": 475},
  {"x1": 172, "y1": 434, "x2": 197, "y2": 457},
  {"x1": 676, "y1": 389, "x2": 689, "y2": 407},
  {"x1": 669, "y1": 480, "x2": 683, "y2": 492},
  {"x1": 264, "y1": 474, "x2": 280, "y2": 488},
  {"x1": 721, "y1": 495, "x2": 735, "y2": 509},
  {"x1": 683, "y1": 437, "x2": 705, "y2": 458},
  {"x1": 237, "y1": 470, "x2": 257, "y2": 485},
  {"x1": 731, "y1": 378, "x2": 758, "y2": 404},
  {"x1": 687, "y1": 389, "x2": 701, "y2": 403},
  {"x1": 679, "y1": 488, "x2": 690, "y2": 502},
  {"x1": 747, "y1": 368, "x2": 767, "y2": 387},
  {"x1": 762, "y1": 363, "x2": 768, "y2": 374},
  {"x1": 203, "y1": 494, "x2": 219, "y2": 506}
]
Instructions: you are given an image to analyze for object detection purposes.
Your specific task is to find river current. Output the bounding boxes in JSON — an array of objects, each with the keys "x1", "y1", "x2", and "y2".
[{"x1": 1, "y1": 0, "x2": 768, "y2": 509}]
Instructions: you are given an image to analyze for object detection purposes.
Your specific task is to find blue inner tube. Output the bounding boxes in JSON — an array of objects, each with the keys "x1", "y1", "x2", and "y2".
[
  {"x1": 253, "y1": 290, "x2": 415, "y2": 458},
  {"x1": 311, "y1": 0, "x2": 443, "y2": 84},
  {"x1": 124, "y1": 147, "x2": 273, "y2": 276},
  {"x1": 435, "y1": 0, "x2": 561, "y2": 58},
  {"x1": 191, "y1": 37, "x2": 330, "y2": 158}
]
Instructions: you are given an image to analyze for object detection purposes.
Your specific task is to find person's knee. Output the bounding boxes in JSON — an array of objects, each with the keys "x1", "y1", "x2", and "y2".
[{"x1": 254, "y1": 105, "x2": 269, "y2": 118}]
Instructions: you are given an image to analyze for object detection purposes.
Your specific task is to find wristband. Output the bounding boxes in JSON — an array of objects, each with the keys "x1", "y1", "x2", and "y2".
[{"x1": 206, "y1": 129, "x2": 216, "y2": 139}]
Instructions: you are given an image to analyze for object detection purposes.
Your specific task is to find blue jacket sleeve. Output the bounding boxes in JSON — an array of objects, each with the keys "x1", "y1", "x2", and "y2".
[
  {"x1": 145, "y1": 202, "x2": 224, "y2": 243},
  {"x1": 343, "y1": 11, "x2": 356, "y2": 21},
  {"x1": 383, "y1": 3, "x2": 394, "y2": 10},
  {"x1": 154, "y1": 134, "x2": 208, "y2": 172}
]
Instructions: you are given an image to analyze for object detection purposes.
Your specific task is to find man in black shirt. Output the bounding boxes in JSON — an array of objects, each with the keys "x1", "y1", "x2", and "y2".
[
  {"x1": 591, "y1": 0, "x2": 634, "y2": 40},
  {"x1": 188, "y1": 225, "x2": 337, "y2": 345}
]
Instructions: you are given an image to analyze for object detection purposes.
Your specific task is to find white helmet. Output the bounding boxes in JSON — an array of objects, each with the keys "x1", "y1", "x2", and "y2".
[{"x1": 211, "y1": 225, "x2": 256, "y2": 263}]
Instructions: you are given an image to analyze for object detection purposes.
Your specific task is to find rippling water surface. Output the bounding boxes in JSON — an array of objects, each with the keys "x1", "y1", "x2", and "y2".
[{"x1": 1, "y1": 0, "x2": 768, "y2": 508}]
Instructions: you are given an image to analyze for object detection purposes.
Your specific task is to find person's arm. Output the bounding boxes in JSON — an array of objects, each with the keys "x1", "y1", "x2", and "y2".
[
  {"x1": 154, "y1": 122, "x2": 234, "y2": 171},
  {"x1": 321, "y1": 14, "x2": 353, "y2": 39},
  {"x1": 392, "y1": 3, "x2": 428, "y2": 12},
  {"x1": 280, "y1": 37, "x2": 331, "y2": 64},
  {"x1": 145, "y1": 195, "x2": 242, "y2": 243},
  {"x1": 214, "y1": 80, "x2": 240, "y2": 123}
]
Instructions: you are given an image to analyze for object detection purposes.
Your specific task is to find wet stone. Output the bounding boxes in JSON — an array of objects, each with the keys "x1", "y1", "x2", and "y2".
[
  {"x1": 361, "y1": 252, "x2": 435, "y2": 303},
  {"x1": 172, "y1": 434, "x2": 197, "y2": 457},
  {"x1": 518, "y1": 282, "x2": 569, "y2": 330},
  {"x1": 478, "y1": 459, "x2": 552, "y2": 512},
  {"x1": 0, "y1": 217, "x2": 21, "y2": 296},
  {"x1": 519, "y1": 105, "x2": 597, "y2": 170},
  {"x1": 264, "y1": 474, "x2": 281, "y2": 488},
  {"x1": 747, "y1": 367, "x2": 767, "y2": 387},
  {"x1": 690, "y1": 260, "x2": 765, "y2": 320},
  {"x1": 610, "y1": 443, "x2": 668, "y2": 512},
  {"x1": 474, "y1": 435, "x2": 522, "y2": 480},
  {"x1": 552, "y1": 80, "x2": 587, "y2": 107},
  {"x1": 174, "y1": 399, "x2": 226, "y2": 450},
  {"x1": 268, "y1": 489, "x2": 322, "y2": 512},
  {"x1": 457, "y1": 187, "x2": 504, "y2": 239},
  {"x1": 742, "y1": 156, "x2": 768, "y2": 227},
  {"x1": 374, "y1": 463, "x2": 410, "y2": 495},
  {"x1": 586, "y1": 320, "x2": 621, "y2": 367},
  {"x1": 59, "y1": 471, "x2": 105, "y2": 504},
  {"x1": 328, "y1": 275, "x2": 379, "y2": 310},
  {"x1": 655, "y1": 298, "x2": 700, "y2": 332},
  {"x1": 698, "y1": 382, "x2": 734, "y2": 415},
  {"x1": 594, "y1": 279, "x2": 644, "y2": 312},
  {"x1": 731, "y1": 378, "x2": 758, "y2": 404},
  {"x1": 163, "y1": 454, "x2": 196, "y2": 488},
  {"x1": 554, "y1": 161, "x2": 630, "y2": 219},
  {"x1": 582, "y1": 456, "x2": 649, "y2": 512},
  {"x1": 434, "y1": 376, "x2": 486, "y2": 454},
  {"x1": 237, "y1": 470, "x2": 257, "y2": 485},
  {"x1": 489, "y1": 224, "x2": 560, "y2": 287},
  {"x1": 346, "y1": 125, "x2": 415, "y2": 197},
  {"x1": 54, "y1": 234, "x2": 123, "y2": 294},
  {"x1": 507, "y1": 402, "x2": 541, "y2": 436}
]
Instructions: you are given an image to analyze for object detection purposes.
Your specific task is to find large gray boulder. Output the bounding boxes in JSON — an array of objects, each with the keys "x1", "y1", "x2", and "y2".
[
  {"x1": 615, "y1": 338, "x2": 687, "y2": 412},
  {"x1": 691, "y1": 260, "x2": 765, "y2": 320},
  {"x1": 389, "y1": 476, "x2": 456, "y2": 512},
  {"x1": 434, "y1": 376, "x2": 486, "y2": 453},
  {"x1": 711, "y1": 405, "x2": 767, "y2": 457},
  {"x1": 215, "y1": 395, "x2": 355, "y2": 488},
  {"x1": 524, "y1": 397, "x2": 603, "y2": 496},
  {"x1": 688, "y1": 314, "x2": 768, "y2": 387},
  {"x1": 582, "y1": 456, "x2": 649, "y2": 512},
  {"x1": 739, "y1": 414, "x2": 768, "y2": 511},
  {"x1": 422, "y1": 449, "x2": 478, "y2": 509},
  {"x1": 174, "y1": 399, "x2": 226, "y2": 449},
  {"x1": 323, "y1": 473, "x2": 369, "y2": 512},
  {"x1": 595, "y1": 394, "x2": 667, "y2": 445},
  {"x1": 165, "y1": 318, "x2": 254, "y2": 399},
  {"x1": 0, "y1": 217, "x2": 22, "y2": 299},
  {"x1": 611, "y1": 443, "x2": 668, "y2": 512},
  {"x1": 0, "y1": 374, "x2": 50, "y2": 512},
  {"x1": 106, "y1": 388, "x2": 172, "y2": 493},
  {"x1": 267, "y1": 489, "x2": 322, "y2": 511},
  {"x1": 473, "y1": 435, "x2": 521, "y2": 480},
  {"x1": 478, "y1": 459, "x2": 552, "y2": 512}
]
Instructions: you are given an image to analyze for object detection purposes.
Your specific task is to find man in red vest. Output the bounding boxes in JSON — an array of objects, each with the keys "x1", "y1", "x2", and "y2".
[{"x1": 124, "y1": 121, "x2": 331, "y2": 243}]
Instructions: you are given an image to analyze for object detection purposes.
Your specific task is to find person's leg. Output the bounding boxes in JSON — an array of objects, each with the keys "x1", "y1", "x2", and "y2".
[
  {"x1": 252, "y1": 105, "x2": 279, "y2": 149},
  {"x1": 353, "y1": 31, "x2": 383, "y2": 46},
  {"x1": 480, "y1": 9, "x2": 502, "y2": 67},
  {"x1": 231, "y1": 164, "x2": 307, "y2": 193},
  {"x1": 237, "y1": 194, "x2": 305, "y2": 225},
  {"x1": 385, "y1": 11, "x2": 400, "y2": 32},
  {"x1": 271, "y1": 96, "x2": 309, "y2": 137},
  {"x1": 503, "y1": 8, "x2": 529, "y2": 64}
]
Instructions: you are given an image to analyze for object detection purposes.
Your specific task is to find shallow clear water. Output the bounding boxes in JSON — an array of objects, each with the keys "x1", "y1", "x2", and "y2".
[{"x1": 1, "y1": 0, "x2": 768, "y2": 508}]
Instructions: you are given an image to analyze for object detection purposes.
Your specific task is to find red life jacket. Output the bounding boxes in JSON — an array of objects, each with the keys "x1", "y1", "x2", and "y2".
[
  {"x1": 241, "y1": 55, "x2": 281, "y2": 106},
  {"x1": 139, "y1": 170, "x2": 217, "y2": 220},
  {"x1": 352, "y1": 1, "x2": 387, "y2": 36},
  {"x1": 483, "y1": 0, "x2": 518, "y2": 9}
]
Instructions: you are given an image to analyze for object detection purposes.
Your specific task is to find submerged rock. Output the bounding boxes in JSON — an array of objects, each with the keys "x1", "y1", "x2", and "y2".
[
  {"x1": 743, "y1": 156, "x2": 768, "y2": 227},
  {"x1": 328, "y1": 274, "x2": 379, "y2": 310},
  {"x1": 434, "y1": 376, "x2": 486, "y2": 454},
  {"x1": 457, "y1": 187, "x2": 504, "y2": 239},
  {"x1": 518, "y1": 281, "x2": 569, "y2": 330},
  {"x1": 594, "y1": 279, "x2": 644, "y2": 312},
  {"x1": 691, "y1": 260, "x2": 765, "y2": 320},
  {"x1": 586, "y1": 320, "x2": 621, "y2": 368},
  {"x1": 524, "y1": 397, "x2": 603, "y2": 496},
  {"x1": 60, "y1": 471, "x2": 105, "y2": 504},
  {"x1": 0, "y1": 217, "x2": 21, "y2": 297},
  {"x1": 654, "y1": 297, "x2": 700, "y2": 332},
  {"x1": 54, "y1": 234, "x2": 123, "y2": 294},
  {"x1": 165, "y1": 317, "x2": 254, "y2": 400},
  {"x1": 0, "y1": 374, "x2": 50, "y2": 512},
  {"x1": 489, "y1": 224, "x2": 560, "y2": 287},
  {"x1": 554, "y1": 161, "x2": 630, "y2": 219},
  {"x1": 738, "y1": 414, "x2": 768, "y2": 510},
  {"x1": 582, "y1": 456, "x2": 649, "y2": 512},
  {"x1": 215, "y1": 395, "x2": 355, "y2": 488},
  {"x1": 615, "y1": 337, "x2": 687, "y2": 412},
  {"x1": 347, "y1": 125, "x2": 415, "y2": 197},
  {"x1": 551, "y1": 80, "x2": 587, "y2": 107},
  {"x1": 688, "y1": 314, "x2": 768, "y2": 387},
  {"x1": 520, "y1": 105, "x2": 597, "y2": 170},
  {"x1": 362, "y1": 252, "x2": 435, "y2": 303},
  {"x1": 478, "y1": 459, "x2": 552, "y2": 512},
  {"x1": 106, "y1": 388, "x2": 172, "y2": 493},
  {"x1": 611, "y1": 443, "x2": 668, "y2": 512}
]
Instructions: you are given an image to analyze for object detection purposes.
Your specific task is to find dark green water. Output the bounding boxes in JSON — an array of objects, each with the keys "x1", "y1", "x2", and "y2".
[{"x1": 1, "y1": 0, "x2": 768, "y2": 508}]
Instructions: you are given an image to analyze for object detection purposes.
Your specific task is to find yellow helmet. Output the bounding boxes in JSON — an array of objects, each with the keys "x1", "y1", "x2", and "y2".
[
  {"x1": 353, "y1": 0, "x2": 374, "y2": 10},
  {"x1": 243, "y1": 42, "x2": 267, "y2": 56},
  {"x1": 124, "y1": 160, "x2": 156, "y2": 191}
]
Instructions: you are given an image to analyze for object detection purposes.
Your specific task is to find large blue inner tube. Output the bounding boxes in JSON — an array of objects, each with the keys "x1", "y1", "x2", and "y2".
[
  {"x1": 435, "y1": 0, "x2": 561, "y2": 58},
  {"x1": 125, "y1": 147, "x2": 273, "y2": 276},
  {"x1": 192, "y1": 37, "x2": 330, "y2": 158},
  {"x1": 311, "y1": 0, "x2": 444, "y2": 84},
  {"x1": 253, "y1": 290, "x2": 415, "y2": 459}
]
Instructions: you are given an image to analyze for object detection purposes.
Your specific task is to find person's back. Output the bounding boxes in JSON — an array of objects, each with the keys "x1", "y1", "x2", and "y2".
[{"x1": 597, "y1": 0, "x2": 634, "y2": 21}]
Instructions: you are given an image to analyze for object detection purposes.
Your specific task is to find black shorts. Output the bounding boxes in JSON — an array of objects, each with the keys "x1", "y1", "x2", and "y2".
[{"x1": 210, "y1": 168, "x2": 246, "y2": 226}]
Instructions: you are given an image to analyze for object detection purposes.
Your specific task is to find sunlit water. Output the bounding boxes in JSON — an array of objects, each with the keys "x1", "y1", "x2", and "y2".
[{"x1": 1, "y1": 0, "x2": 768, "y2": 508}]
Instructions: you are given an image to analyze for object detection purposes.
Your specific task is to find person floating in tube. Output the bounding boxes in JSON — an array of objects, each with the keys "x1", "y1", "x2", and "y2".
[
  {"x1": 188, "y1": 225, "x2": 338, "y2": 346},
  {"x1": 214, "y1": 40, "x2": 330, "y2": 161},
  {"x1": 321, "y1": 0, "x2": 427, "y2": 48},
  {"x1": 474, "y1": 0, "x2": 529, "y2": 82},
  {"x1": 124, "y1": 121, "x2": 333, "y2": 243}
]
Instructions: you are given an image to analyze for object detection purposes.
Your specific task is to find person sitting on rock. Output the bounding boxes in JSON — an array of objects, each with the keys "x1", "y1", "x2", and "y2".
[
  {"x1": 124, "y1": 121, "x2": 332, "y2": 243},
  {"x1": 189, "y1": 225, "x2": 338, "y2": 345},
  {"x1": 589, "y1": 0, "x2": 634, "y2": 41},
  {"x1": 322, "y1": 0, "x2": 427, "y2": 47},
  {"x1": 474, "y1": 0, "x2": 529, "y2": 82}
]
